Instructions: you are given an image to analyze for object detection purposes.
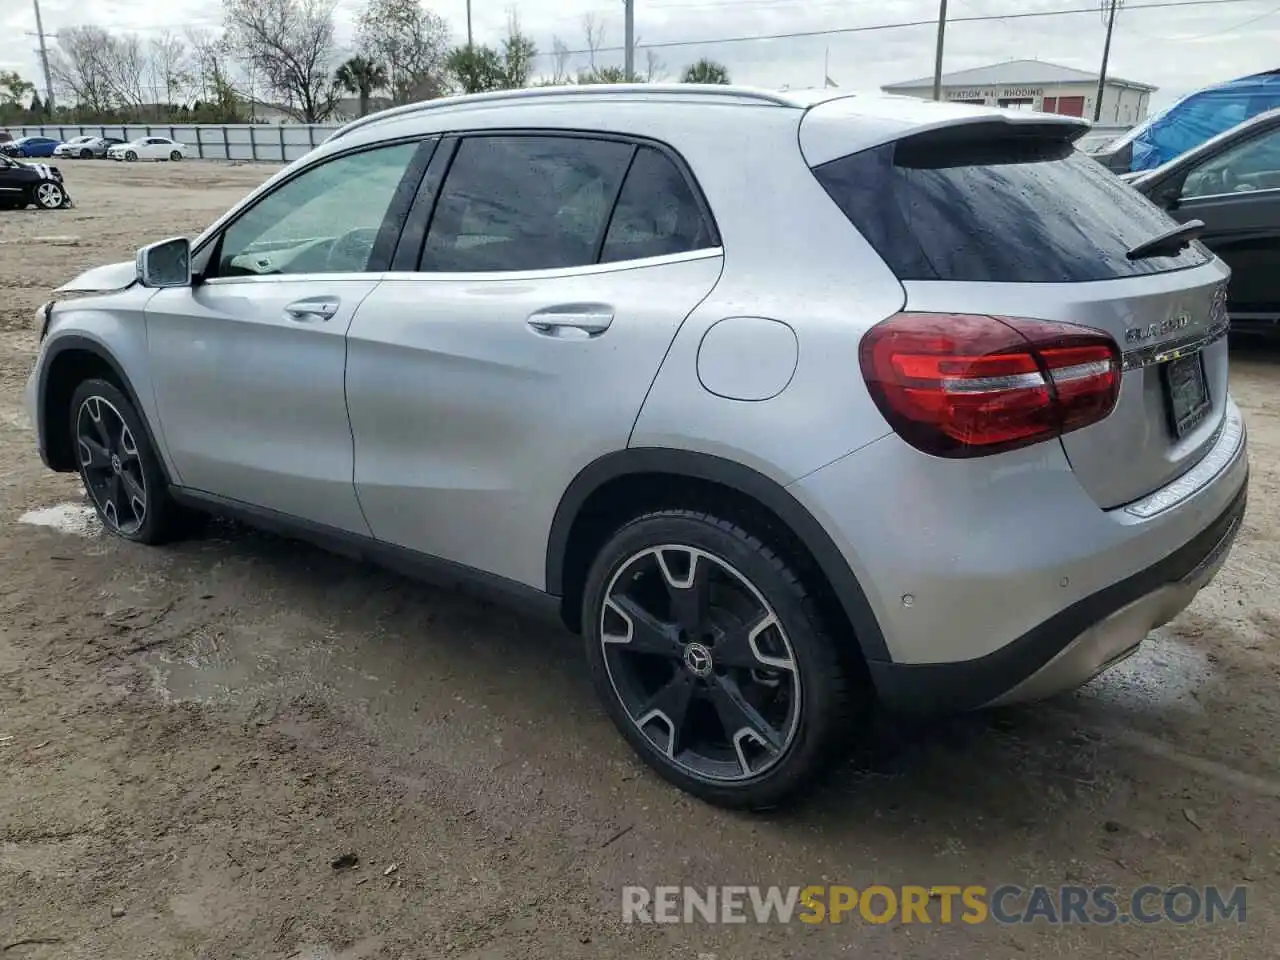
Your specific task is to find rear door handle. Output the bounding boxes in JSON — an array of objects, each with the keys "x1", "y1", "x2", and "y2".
[
  {"x1": 284, "y1": 298, "x2": 340, "y2": 322},
  {"x1": 526, "y1": 308, "x2": 614, "y2": 338}
]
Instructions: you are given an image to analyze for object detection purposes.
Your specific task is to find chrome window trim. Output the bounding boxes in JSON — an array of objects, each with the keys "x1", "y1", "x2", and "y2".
[{"x1": 381, "y1": 245, "x2": 724, "y2": 282}]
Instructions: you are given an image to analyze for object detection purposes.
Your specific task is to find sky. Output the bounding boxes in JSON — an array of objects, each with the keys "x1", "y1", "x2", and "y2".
[{"x1": 3, "y1": 0, "x2": 1279, "y2": 111}]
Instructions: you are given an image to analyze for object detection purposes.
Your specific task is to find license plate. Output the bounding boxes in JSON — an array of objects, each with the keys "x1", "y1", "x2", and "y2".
[{"x1": 1161, "y1": 352, "x2": 1211, "y2": 438}]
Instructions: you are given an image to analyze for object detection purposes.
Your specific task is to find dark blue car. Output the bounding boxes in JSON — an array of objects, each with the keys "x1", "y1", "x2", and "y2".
[{"x1": 1, "y1": 136, "x2": 62, "y2": 158}]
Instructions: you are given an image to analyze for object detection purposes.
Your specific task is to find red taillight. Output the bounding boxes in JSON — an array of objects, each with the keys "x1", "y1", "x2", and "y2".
[{"x1": 859, "y1": 313, "x2": 1121, "y2": 458}]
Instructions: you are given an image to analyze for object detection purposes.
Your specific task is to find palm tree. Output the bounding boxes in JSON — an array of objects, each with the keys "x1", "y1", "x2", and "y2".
[
  {"x1": 335, "y1": 56, "x2": 388, "y2": 118},
  {"x1": 681, "y1": 58, "x2": 730, "y2": 84}
]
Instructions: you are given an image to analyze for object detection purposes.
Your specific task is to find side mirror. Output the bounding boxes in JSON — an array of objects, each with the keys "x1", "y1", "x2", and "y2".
[{"x1": 135, "y1": 236, "x2": 192, "y2": 288}]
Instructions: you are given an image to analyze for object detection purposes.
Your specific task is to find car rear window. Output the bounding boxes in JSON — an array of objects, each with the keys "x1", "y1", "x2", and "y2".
[{"x1": 811, "y1": 130, "x2": 1210, "y2": 283}]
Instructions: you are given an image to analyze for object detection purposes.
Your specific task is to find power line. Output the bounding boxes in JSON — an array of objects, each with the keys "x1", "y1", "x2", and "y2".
[
  {"x1": 1124, "y1": 0, "x2": 1280, "y2": 37},
  {"x1": 547, "y1": 0, "x2": 1270, "y2": 56}
]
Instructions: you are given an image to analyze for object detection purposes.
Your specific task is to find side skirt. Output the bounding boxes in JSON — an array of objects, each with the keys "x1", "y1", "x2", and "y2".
[{"x1": 169, "y1": 487, "x2": 565, "y2": 627}]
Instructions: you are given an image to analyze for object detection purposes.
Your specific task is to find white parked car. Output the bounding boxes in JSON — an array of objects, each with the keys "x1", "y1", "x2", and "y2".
[{"x1": 107, "y1": 137, "x2": 188, "y2": 162}]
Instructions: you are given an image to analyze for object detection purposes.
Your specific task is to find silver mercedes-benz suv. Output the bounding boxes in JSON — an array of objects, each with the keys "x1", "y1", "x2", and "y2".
[{"x1": 25, "y1": 85, "x2": 1248, "y2": 809}]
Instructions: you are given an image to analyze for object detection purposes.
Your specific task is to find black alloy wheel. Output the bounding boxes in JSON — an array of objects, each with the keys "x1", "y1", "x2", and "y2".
[
  {"x1": 584, "y1": 509, "x2": 863, "y2": 809},
  {"x1": 75, "y1": 393, "x2": 148, "y2": 535},
  {"x1": 68, "y1": 378, "x2": 194, "y2": 544}
]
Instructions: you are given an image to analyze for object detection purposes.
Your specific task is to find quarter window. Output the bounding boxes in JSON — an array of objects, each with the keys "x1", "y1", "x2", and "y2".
[
  {"x1": 213, "y1": 141, "x2": 420, "y2": 278},
  {"x1": 600, "y1": 146, "x2": 714, "y2": 263},
  {"x1": 418, "y1": 135, "x2": 633, "y2": 272}
]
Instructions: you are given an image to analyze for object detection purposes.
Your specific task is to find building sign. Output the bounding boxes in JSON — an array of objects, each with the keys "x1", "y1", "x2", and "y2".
[{"x1": 946, "y1": 86, "x2": 1045, "y2": 101}]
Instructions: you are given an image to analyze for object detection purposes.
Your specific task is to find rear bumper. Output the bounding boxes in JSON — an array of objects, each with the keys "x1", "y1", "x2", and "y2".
[
  {"x1": 791, "y1": 395, "x2": 1249, "y2": 714},
  {"x1": 868, "y1": 477, "x2": 1246, "y2": 712}
]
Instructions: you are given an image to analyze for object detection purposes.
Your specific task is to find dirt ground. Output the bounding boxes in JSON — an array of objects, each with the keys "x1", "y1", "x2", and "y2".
[{"x1": 1, "y1": 160, "x2": 1279, "y2": 959}]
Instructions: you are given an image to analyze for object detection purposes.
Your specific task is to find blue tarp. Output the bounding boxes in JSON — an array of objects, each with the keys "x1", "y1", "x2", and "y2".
[{"x1": 1115, "y1": 69, "x2": 1280, "y2": 172}]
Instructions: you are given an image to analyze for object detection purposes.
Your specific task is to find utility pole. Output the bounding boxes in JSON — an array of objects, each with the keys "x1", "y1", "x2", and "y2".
[
  {"x1": 931, "y1": 0, "x2": 948, "y2": 101},
  {"x1": 624, "y1": 0, "x2": 635, "y2": 82},
  {"x1": 466, "y1": 0, "x2": 473, "y2": 47},
  {"x1": 1094, "y1": 0, "x2": 1121, "y2": 121},
  {"x1": 32, "y1": 0, "x2": 56, "y2": 111}
]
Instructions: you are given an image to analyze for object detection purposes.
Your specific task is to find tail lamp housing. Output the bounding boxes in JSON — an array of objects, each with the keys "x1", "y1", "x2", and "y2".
[{"x1": 859, "y1": 312, "x2": 1122, "y2": 458}]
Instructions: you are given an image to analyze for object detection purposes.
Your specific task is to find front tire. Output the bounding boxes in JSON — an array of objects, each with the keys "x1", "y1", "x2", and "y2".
[
  {"x1": 169, "y1": 150, "x2": 182, "y2": 161},
  {"x1": 34, "y1": 181, "x2": 64, "y2": 209},
  {"x1": 69, "y1": 379, "x2": 190, "y2": 545},
  {"x1": 125, "y1": 150, "x2": 137, "y2": 162},
  {"x1": 80, "y1": 148, "x2": 92, "y2": 159},
  {"x1": 582, "y1": 509, "x2": 865, "y2": 810}
]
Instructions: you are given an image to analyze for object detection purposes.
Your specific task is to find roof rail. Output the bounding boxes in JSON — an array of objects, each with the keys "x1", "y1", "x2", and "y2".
[{"x1": 325, "y1": 83, "x2": 801, "y2": 143}]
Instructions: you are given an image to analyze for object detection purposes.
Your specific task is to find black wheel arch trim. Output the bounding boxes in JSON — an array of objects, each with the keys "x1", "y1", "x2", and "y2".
[
  {"x1": 545, "y1": 447, "x2": 892, "y2": 663},
  {"x1": 36, "y1": 334, "x2": 175, "y2": 485}
]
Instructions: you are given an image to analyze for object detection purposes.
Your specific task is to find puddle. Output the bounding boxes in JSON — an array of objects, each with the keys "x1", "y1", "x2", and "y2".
[
  {"x1": 141, "y1": 618, "x2": 362, "y2": 709},
  {"x1": 18, "y1": 501, "x2": 99, "y2": 537},
  {"x1": 1077, "y1": 632, "x2": 1214, "y2": 711}
]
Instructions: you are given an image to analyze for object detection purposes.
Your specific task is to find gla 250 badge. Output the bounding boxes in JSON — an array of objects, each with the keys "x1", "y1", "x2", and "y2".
[{"x1": 1125, "y1": 312, "x2": 1192, "y2": 345}]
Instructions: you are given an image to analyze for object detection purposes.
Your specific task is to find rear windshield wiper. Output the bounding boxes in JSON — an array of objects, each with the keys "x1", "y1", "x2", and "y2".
[{"x1": 1126, "y1": 219, "x2": 1205, "y2": 260}]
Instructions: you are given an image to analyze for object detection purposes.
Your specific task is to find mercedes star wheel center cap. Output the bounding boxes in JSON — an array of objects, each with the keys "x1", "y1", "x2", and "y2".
[{"x1": 684, "y1": 641, "x2": 713, "y2": 677}]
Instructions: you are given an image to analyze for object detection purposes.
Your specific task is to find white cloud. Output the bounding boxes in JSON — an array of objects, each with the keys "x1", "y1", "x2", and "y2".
[{"x1": 4, "y1": 0, "x2": 1278, "y2": 111}]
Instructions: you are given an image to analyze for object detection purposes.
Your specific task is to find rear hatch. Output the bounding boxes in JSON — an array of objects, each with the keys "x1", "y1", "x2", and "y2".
[{"x1": 803, "y1": 107, "x2": 1230, "y2": 508}]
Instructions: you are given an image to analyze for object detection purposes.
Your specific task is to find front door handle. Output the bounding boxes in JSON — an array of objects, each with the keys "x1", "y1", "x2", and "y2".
[
  {"x1": 284, "y1": 298, "x2": 340, "y2": 322},
  {"x1": 526, "y1": 308, "x2": 614, "y2": 338}
]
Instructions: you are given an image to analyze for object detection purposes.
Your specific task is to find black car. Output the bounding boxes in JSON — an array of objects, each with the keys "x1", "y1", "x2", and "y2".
[
  {"x1": 0, "y1": 155, "x2": 72, "y2": 209},
  {"x1": 1131, "y1": 108, "x2": 1280, "y2": 334}
]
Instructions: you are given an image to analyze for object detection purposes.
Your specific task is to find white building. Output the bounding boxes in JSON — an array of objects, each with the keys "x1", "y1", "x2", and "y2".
[{"x1": 881, "y1": 59, "x2": 1155, "y2": 125}]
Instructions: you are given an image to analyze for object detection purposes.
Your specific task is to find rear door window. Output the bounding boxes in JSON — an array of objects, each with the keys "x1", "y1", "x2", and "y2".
[
  {"x1": 812, "y1": 132, "x2": 1210, "y2": 283},
  {"x1": 419, "y1": 135, "x2": 633, "y2": 272}
]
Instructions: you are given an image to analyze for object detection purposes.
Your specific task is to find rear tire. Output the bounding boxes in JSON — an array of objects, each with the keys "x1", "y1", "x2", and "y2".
[
  {"x1": 68, "y1": 378, "x2": 193, "y2": 545},
  {"x1": 582, "y1": 508, "x2": 866, "y2": 810}
]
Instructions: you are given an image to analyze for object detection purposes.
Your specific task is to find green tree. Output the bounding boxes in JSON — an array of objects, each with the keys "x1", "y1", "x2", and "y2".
[
  {"x1": 356, "y1": 0, "x2": 451, "y2": 104},
  {"x1": 445, "y1": 13, "x2": 538, "y2": 94},
  {"x1": 335, "y1": 55, "x2": 387, "y2": 117},
  {"x1": 445, "y1": 44, "x2": 506, "y2": 94},
  {"x1": 26, "y1": 91, "x2": 46, "y2": 122},
  {"x1": 0, "y1": 70, "x2": 35, "y2": 123},
  {"x1": 577, "y1": 65, "x2": 627, "y2": 84},
  {"x1": 499, "y1": 13, "x2": 537, "y2": 88},
  {"x1": 681, "y1": 58, "x2": 730, "y2": 84}
]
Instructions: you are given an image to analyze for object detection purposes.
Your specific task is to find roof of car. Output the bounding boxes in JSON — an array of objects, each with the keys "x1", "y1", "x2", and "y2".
[{"x1": 327, "y1": 84, "x2": 849, "y2": 143}]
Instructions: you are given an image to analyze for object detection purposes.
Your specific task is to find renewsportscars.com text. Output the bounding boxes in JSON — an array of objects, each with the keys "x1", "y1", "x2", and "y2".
[{"x1": 621, "y1": 884, "x2": 1247, "y2": 925}]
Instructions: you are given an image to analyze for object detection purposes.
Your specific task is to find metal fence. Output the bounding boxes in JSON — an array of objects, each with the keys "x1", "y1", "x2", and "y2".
[{"x1": 7, "y1": 123, "x2": 342, "y2": 163}]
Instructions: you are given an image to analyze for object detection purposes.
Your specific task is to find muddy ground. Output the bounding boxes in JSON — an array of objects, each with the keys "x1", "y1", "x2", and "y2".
[{"x1": 1, "y1": 161, "x2": 1278, "y2": 959}]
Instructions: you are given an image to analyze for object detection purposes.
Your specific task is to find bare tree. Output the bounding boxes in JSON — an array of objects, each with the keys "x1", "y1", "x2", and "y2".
[
  {"x1": 581, "y1": 13, "x2": 605, "y2": 70},
  {"x1": 223, "y1": 0, "x2": 342, "y2": 122},
  {"x1": 149, "y1": 30, "x2": 193, "y2": 107},
  {"x1": 356, "y1": 0, "x2": 451, "y2": 104},
  {"x1": 103, "y1": 32, "x2": 149, "y2": 110},
  {"x1": 549, "y1": 35, "x2": 571, "y2": 85},
  {"x1": 48, "y1": 26, "x2": 117, "y2": 113},
  {"x1": 641, "y1": 45, "x2": 664, "y2": 82},
  {"x1": 186, "y1": 27, "x2": 245, "y2": 120}
]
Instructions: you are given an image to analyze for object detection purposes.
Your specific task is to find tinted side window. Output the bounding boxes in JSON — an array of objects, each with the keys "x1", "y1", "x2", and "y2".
[
  {"x1": 1182, "y1": 127, "x2": 1280, "y2": 199},
  {"x1": 419, "y1": 135, "x2": 632, "y2": 273},
  {"x1": 813, "y1": 136, "x2": 1209, "y2": 283},
  {"x1": 215, "y1": 141, "x2": 420, "y2": 278},
  {"x1": 599, "y1": 147, "x2": 714, "y2": 263}
]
